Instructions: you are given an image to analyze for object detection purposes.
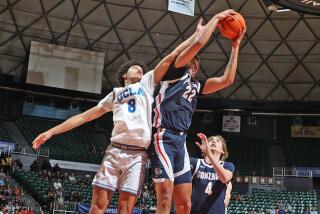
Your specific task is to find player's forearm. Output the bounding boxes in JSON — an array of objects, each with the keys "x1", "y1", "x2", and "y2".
[
  {"x1": 194, "y1": 17, "x2": 219, "y2": 46},
  {"x1": 49, "y1": 106, "x2": 105, "y2": 136},
  {"x1": 153, "y1": 32, "x2": 197, "y2": 83},
  {"x1": 48, "y1": 115, "x2": 87, "y2": 136},
  {"x1": 222, "y1": 45, "x2": 239, "y2": 84},
  {"x1": 172, "y1": 32, "x2": 197, "y2": 58},
  {"x1": 207, "y1": 154, "x2": 232, "y2": 183}
]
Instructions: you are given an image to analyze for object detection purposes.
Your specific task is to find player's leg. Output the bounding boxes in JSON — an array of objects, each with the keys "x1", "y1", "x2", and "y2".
[
  {"x1": 172, "y1": 141, "x2": 192, "y2": 214},
  {"x1": 154, "y1": 179, "x2": 174, "y2": 214},
  {"x1": 118, "y1": 149, "x2": 147, "y2": 213},
  {"x1": 173, "y1": 183, "x2": 192, "y2": 214},
  {"x1": 152, "y1": 129, "x2": 176, "y2": 214},
  {"x1": 89, "y1": 187, "x2": 113, "y2": 214},
  {"x1": 90, "y1": 145, "x2": 120, "y2": 213},
  {"x1": 118, "y1": 192, "x2": 138, "y2": 214}
]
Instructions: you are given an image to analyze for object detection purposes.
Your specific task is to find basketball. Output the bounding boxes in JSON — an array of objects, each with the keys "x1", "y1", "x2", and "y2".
[{"x1": 219, "y1": 12, "x2": 246, "y2": 39}]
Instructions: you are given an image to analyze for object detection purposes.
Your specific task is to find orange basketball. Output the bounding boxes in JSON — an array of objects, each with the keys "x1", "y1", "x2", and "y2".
[{"x1": 219, "y1": 12, "x2": 246, "y2": 39}]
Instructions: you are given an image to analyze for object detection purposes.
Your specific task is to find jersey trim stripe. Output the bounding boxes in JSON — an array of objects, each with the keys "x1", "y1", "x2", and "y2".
[
  {"x1": 174, "y1": 142, "x2": 191, "y2": 178},
  {"x1": 154, "y1": 129, "x2": 174, "y2": 181},
  {"x1": 153, "y1": 83, "x2": 168, "y2": 128},
  {"x1": 192, "y1": 159, "x2": 201, "y2": 179},
  {"x1": 154, "y1": 94, "x2": 162, "y2": 128}
]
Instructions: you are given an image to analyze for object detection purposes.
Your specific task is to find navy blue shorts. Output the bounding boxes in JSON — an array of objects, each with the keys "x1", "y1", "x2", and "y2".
[{"x1": 151, "y1": 128, "x2": 192, "y2": 184}]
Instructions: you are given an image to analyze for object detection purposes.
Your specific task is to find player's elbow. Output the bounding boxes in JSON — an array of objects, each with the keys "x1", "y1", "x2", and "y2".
[
  {"x1": 222, "y1": 76, "x2": 235, "y2": 87},
  {"x1": 220, "y1": 175, "x2": 232, "y2": 184},
  {"x1": 192, "y1": 38, "x2": 205, "y2": 49},
  {"x1": 226, "y1": 77, "x2": 234, "y2": 86}
]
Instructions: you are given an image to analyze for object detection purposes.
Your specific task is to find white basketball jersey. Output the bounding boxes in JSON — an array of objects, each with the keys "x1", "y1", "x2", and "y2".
[{"x1": 98, "y1": 70, "x2": 155, "y2": 148}]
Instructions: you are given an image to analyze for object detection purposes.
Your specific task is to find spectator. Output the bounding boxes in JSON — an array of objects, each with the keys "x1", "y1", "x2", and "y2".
[
  {"x1": 311, "y1": 207, "x2": 318, "y2": 214},
  {"x1": 20, "y1": 207, "x2": 27, "y2": 214},
  {"x1": 3, "y1": 154, "x2": 12, "y2": 174},
  {"x1": 84, "y1": 174, "x2": 92, "y2": 185},
  {"x1": 55, "y1": 187, "x2": 64, "y2": 208},
  {"x1": 52, "y1": 163, "x2": 61, "y2": 174},
  {"x1": 279, "y1": 199, "x2": 286, "y2": 214},
  {"x1": 68, "y1": 173, "x2": 76, "y2": 182},
  {"x1": 54, "y1": 171, "x2": 61, "y2": 180},
  {"x1": 27, "y1": 208, "x2": 34, "y2": 214},
  {"x1": 79, "y1": 178, "x2": 86, "y2": 187},
  {"x1": 12, "y1": 186, "x2": 23, "y2": 199},
  {"x1": 41, "y1": 159, "x2": 51, "y2": 171},
  {"x1": 0, "y1": 169, "x2": 6, "y2": 181},
  {"x1": 47, "y1": 170, "x2": 53, "y2": 180},
  {"x1": 305, "y1": 207, "x2": 311, "y2": 214},
  {"x1": 11, "y1": 159, "x2": 23, "y2": 174},
  {"x1": 235, "y1": 193, "x2": 242, "y2": 201},
  {"x1": 62, "y1": 172, "x2": 69, "y2": 181},
  {"x1": 30, "y1": 160, "x2": 39, "y2": 172},
  {"x1": 53, "y1": 179, "x2": 62, "y2": 190},
  {"x1": 40, "y1": 169, "x2": 48, "y2": 180}
]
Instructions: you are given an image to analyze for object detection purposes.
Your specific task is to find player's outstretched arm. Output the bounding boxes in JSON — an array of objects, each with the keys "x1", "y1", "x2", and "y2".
[
  {"x1": 153, "y1": 19, "x2": 203, "y2": 84},
  {"x1": 174, "y1": 9, "x2": 237, "y2": 68},
  {"x1": 196, "y1": 133, "x2": 233, "y2": 184},
  {"x1": 32, "y1": 105, "x2": 106, "y2": 149},
  {"x1": 202, "y1": 26, "x2": 246, "y2": 94}
]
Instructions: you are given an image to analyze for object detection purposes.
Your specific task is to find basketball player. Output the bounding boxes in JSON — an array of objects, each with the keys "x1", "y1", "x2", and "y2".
[
  {"x1": 151, "y1": 9, "x2": 246, "y2": 214},
  {"x1": 190, "y1": 133, "x2": 235, "y2": 214},
  {"x1": 31, "y1": 19, "x2": 207, "y2": 214}
]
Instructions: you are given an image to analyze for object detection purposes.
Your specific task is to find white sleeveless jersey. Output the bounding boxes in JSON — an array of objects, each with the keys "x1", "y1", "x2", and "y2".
[{"x1": 98, "y1": 70, "x2": 155, "y2": 148}]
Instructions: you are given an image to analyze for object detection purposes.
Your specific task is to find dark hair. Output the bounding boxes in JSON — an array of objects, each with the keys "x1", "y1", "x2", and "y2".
[
  {"x1": 194, "y1": 55, "x2": 200, "y2": 64},
  {"x1": 117, "y1": 59, "x2": 148, "y2": 86}
]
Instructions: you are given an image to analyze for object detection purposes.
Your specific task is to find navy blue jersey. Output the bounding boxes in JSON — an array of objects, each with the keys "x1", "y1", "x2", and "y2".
[
  {"x1": 190, "y1": 158, "x2": 235, "y2": 214},
  {"x1": 153, "y1": 63, "x2": 203, "y2": 132}
]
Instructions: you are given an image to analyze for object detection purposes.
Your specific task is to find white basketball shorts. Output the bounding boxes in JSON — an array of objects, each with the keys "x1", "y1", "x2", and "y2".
[{"x1": 92, "y1": 144, "x2": 147, "y2": 196}]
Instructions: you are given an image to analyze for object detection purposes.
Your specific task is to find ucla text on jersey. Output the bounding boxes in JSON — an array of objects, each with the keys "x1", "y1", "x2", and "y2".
[{"x1": 117, "y1": 87, "x2": 144, "y2": 102}]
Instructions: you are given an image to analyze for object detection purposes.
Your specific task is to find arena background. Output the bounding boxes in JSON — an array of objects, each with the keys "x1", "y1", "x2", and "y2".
[{"x1": 0, "y1": 0, "x2": 319, "y2": 213}]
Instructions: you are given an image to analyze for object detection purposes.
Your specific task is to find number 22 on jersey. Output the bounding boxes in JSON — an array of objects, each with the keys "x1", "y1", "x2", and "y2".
[{"x1": 182, "y1": 85, "x2": 196, "y2": 102}]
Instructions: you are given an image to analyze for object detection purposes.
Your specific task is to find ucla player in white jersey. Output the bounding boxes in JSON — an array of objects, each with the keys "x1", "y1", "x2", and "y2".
[
  {"x1": 190, "y1": 133, "x2": 234, "y2": 214},
  {"x1": 31, "y1": 20, "x2": 206, "y2": 214}
]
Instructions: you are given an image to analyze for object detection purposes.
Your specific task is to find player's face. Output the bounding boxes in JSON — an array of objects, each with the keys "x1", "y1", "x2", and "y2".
[
  {"x1": 209, "y1": 137, "x2": 224, "y2": 154},
  {"x1": 187, "y1": 58, "x2": 199, "y2": 79},
  {"x1": 124, "y1": 65, "x2": 144, "y2": 84}
]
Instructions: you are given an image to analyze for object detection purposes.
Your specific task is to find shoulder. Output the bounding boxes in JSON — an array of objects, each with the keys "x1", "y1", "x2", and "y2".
[{"x1": 221, "y1": 161, "x2": 235, "y2": 172}]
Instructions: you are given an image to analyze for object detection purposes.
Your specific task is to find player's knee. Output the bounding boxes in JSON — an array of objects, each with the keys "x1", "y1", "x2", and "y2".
[
  {"x1": 158, "y1": 193, "x2": 172, "y2": 208},
  {"x1": 118, "y1": 201, "x2": 135, "y2": 214},
  {"x1": 89, "y1": 203, "x2": 106, "y2": 214},
  {"x1": 176, "y1": 200, "x2": 191, "y2": 212}
]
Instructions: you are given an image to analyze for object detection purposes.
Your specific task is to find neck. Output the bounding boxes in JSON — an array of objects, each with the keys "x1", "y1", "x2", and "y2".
[{"x1": 204, "y1": 152, "x2": 220, "y2": 164}]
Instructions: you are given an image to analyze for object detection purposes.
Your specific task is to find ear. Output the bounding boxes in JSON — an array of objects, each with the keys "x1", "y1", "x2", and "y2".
[{"x1": 122, "y1": 73, "x2": 127, "y2": 81}]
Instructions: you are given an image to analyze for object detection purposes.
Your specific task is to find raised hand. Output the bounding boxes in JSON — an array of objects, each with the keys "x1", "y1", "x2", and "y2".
[
  {"x1": 32, "y1": 131, "x2": 53, "y2": 150},
  {"x1": 195, "y1": 133, "x2": 212, "y2": 156},
  {"x1": 214, "y1": 9, "x2": 237, "y2": 21},
  {"x1": 196, "y1": 18, "x2": 204, "y2": 32},
  {"x1": 232, "y1": 26, "x2": 247, "y2": 48}
]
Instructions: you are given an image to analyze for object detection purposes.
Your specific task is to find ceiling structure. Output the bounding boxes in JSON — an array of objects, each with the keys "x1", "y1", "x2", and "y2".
[{"x1": 0, "y1": 0, "x2": 319, "y2": 102}]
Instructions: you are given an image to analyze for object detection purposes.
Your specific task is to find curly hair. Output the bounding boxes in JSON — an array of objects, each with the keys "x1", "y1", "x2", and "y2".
[{"x1": 117, "y1": 59, "x2": 148, "y2": 86}]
